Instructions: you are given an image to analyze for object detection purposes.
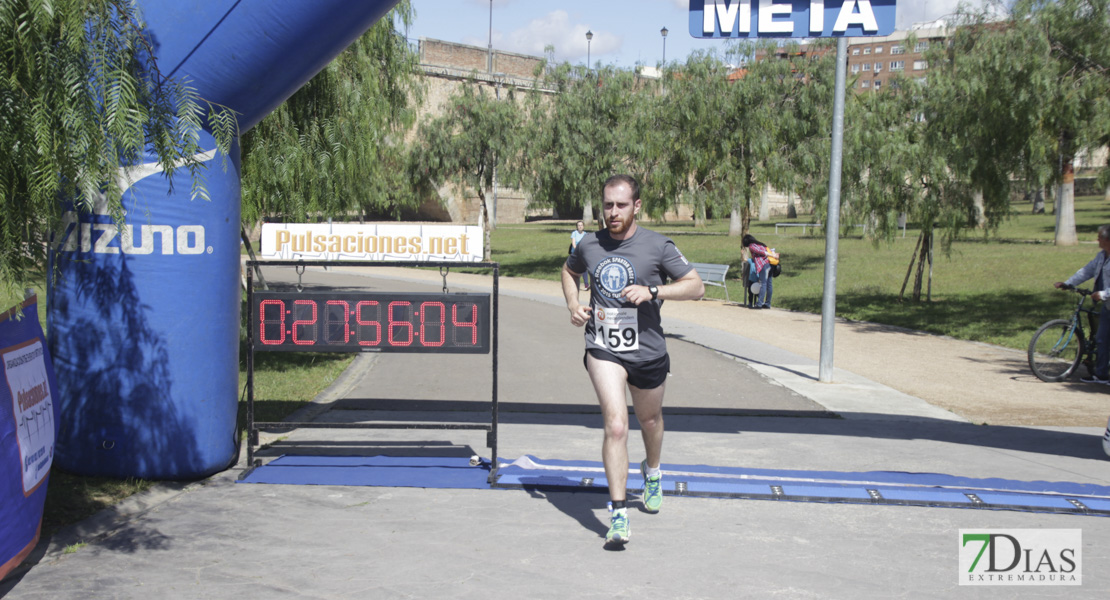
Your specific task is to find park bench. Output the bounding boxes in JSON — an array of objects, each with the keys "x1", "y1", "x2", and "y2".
[{"x1": 690, "y1": 262, "x2": 730, "y2": 302}]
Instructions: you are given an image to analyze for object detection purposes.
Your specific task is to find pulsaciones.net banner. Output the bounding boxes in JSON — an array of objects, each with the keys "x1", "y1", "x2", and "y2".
[{"x1": 260, "y1": 223, "x2": 482, "y2": 262}]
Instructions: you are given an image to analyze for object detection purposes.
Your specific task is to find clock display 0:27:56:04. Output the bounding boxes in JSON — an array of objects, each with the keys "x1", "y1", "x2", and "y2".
[{"x1": 252, "y1": 292, "x2": 491, "y2": 354}]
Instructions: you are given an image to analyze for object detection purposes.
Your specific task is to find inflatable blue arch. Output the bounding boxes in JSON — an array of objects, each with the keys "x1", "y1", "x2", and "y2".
[{"x1": 46, "y1": 0, "x2": 401, "y2": 479}]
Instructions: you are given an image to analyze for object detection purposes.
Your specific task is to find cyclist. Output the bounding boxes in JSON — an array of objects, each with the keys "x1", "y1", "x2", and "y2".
[{"x1": 1055, "y1": 224, "x2": 1110, "y2": 384}]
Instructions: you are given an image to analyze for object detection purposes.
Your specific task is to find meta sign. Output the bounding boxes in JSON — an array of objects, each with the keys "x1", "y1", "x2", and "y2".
[{"x1": 690, "y1": 0, "x2": 897, "y2": 38}]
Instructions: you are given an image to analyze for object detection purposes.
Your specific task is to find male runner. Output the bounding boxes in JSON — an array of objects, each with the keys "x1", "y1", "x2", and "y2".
[{"x1": 562, "y1": 174, "x2": 704, "y2": 546}]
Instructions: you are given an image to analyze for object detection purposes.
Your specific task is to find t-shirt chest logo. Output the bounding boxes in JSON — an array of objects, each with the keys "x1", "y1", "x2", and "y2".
[{"x1": 594, "y1": 256, "x2": 636, "y2": 300}]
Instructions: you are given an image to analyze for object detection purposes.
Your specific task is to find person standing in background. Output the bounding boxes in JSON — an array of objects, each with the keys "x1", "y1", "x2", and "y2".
[{"x1": 742, "y1": 234, "x2": 774, "y2": 309}]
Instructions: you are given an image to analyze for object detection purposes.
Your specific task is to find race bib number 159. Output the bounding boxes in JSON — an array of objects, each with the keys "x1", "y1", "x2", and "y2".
[{"x1": 594, "y1": 307, "x2": 639, "y2": 352}]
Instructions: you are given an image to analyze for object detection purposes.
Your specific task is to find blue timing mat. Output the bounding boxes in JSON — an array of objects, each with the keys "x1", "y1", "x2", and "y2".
[{"x1": 238, "y1": 454, "x2": 1110, "y2": 516}]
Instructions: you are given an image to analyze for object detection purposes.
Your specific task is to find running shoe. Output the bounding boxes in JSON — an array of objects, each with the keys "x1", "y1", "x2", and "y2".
[
  {"x1": 1080, "y1": 375, "x2": 1110, "y2": 384},
  {"x1": 640, "y1": 459, "x2": 663, "y2": 513},
  {"x1": 606, "y1": 508, "x2": 630, "y2": 544}
]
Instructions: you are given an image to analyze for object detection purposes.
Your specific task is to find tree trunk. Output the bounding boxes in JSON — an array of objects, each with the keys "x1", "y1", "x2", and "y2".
[
  {"x1": 1055, "y1": 163, "x2": 1078, "y2": 246},
  {"x1": 758, "y1": 182, "x2": 770, "y2": 222},
  {"x1": 729, "y1": 206, "x2": 741, "y2": 237},
  {"x1": 583, "y1": 202, "x2": 593, "y2": 227},
  {"x1": 741, "y1": 203, "x2": 751, "y2": 238},
  {"x1": 1032, "y1": 188, "x2": 1045, "y2": 214},
  {"x1": 911, "y1": 229, "x2": 932, "y2": 302},
  {"x1": 477, "y1": 188, "x2": 492, "y2": 261},
  {"x1": 694, "y1": 196, "x2": 707, "y2": 229},
  {"x1": 900, "y1": 232, "x2": 922, "y2": 302},
  {"x1": 787, "y1": 190, "x2": 797, "y2": 218},
  {"x1": 971, "y1": 191, "x2": 985, "y2": 228}
]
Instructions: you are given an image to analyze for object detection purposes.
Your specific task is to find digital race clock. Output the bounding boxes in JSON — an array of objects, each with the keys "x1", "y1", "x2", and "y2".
[{"x1": 252, "y1": 291, "x2": 490, "y2": 353}]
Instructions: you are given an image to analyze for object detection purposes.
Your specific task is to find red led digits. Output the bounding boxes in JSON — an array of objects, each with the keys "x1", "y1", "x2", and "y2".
[
  {"x1": 419, "y1": 301, "x2": 446, "y2": 347},
  {"x1": 324, "y1": 300, "x2": 350, "y2": 344},
  {"x1": 259, "y1": 299, "x2": 286, "y2": 345},
  {"x1": 453, "y1": 303, "x2": 478, "y2": 345},
  {"x1": 355, "y1": 301, "x2": 381, "y2": 346},
  {"x1": 291, "y1": 299, "x2": 317, "y2": 345},
  {"x1": 254, "y1": 292, "x2": 487, "y2": 353},
  {"x1": 387, "y1": 301, "x2": 413, "y2": 346}
]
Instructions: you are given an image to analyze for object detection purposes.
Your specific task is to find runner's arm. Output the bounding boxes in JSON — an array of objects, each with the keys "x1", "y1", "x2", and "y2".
[
  {"x1": 562, "y1": 263, "x2": 592, "y2": 327},
  {"x1": 621, "y1": 270, "x2": 705, "y2": 305}
]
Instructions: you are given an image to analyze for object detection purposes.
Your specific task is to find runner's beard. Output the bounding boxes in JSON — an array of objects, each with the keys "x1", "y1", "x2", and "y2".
[{"x1": 606, "y1": 214, "x2": 633, "y2": 235}]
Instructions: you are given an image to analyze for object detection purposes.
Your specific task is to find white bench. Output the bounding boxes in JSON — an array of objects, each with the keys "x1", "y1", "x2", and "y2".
[
  {"x1": 690, "y1": 262, "x2": 730, "y2": 302},
  {"x1": 775, "y1": 222, "x2": 820, "y2": 235}
]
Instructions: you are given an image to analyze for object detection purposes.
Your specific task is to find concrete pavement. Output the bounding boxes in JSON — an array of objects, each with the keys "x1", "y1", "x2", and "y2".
[{"x1": 3, "y1": 266, "x2": 1110, "y2": 598}]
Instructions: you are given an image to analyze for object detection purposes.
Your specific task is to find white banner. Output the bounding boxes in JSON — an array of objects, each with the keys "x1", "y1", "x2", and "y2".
[
  {"x1": 3, "y1": 339, "x2": 55, "y2": 495},
  {"x1": 259, "y1": 223, "x2": 483, "y2": 262}
]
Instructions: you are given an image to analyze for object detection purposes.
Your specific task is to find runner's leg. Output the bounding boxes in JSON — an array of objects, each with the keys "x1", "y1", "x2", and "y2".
[
  {"x1": 587, "y1": 353, "x2": 631, "y2": 501},
  {"x1": 629, "y1": 382, "x2": 665, "y2": 469}
]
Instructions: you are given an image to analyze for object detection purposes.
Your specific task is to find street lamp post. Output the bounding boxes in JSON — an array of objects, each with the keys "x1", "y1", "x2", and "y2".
[
  {"x1": 586, "y1": 29, "x2": 593, "y2": 68},
  {"x1": 660, "y1": 26, "x2": 668, "y2": 64}
]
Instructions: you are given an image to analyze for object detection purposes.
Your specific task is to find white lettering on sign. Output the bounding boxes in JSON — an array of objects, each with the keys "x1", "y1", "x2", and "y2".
[
  {"x1": 704, "y1": 0, "x2": 750, "y2": 34},
  {"x1": 759, "y1": 0, "x2": 793, "y2": 35},
  {"x1": 701, "y1": 0, "x2": 880, "y2": 36},
  {"x1": 833, "y1": 0, "x2": 879, "y2": 33}
]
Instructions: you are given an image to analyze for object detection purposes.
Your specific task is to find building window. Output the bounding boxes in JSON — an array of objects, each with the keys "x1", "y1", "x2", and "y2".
[
  {"x1": 861, "y1": 80, "x2": 870, "y2": 88},
  {"x1": 874, "y1": 46, "x2": 884, "y2": 54},
  {"x1": 913, "y1": 60, "x2": 928, "y2": 70},
  {"x1": 915, "y1": 41, "x2": 929, "y2": 53},
  {"x1": 891, "y1": 45, "x2": 905, "y2": 55},
  {"x1": 874, "y1": 63, "x2": 882, "y2": 73},
  {"x1": 852, "y1": 48, "x2": 859, "y2": 55},
  {"x1": 851, "y1": 64, "x2": 860, "y2": 73},
  {"x1": 863, "y1": 47, "x2": 871, "y2": 55},
  {"x1": 890, "y1": 60, "x2": 905, "y2": 71},
  {"x1": 873, "y1": 80, "x2": 882, "y2": 90}
]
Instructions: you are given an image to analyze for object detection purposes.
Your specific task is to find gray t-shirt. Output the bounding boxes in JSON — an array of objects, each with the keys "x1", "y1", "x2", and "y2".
[{"x1": 566, "y1": 226, "x2": 694, "y2": 361}]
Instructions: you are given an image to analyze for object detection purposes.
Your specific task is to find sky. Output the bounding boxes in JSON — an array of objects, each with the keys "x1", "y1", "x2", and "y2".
[{"x1": 403, "y1": 1, "x2": 993, "y2": 69}]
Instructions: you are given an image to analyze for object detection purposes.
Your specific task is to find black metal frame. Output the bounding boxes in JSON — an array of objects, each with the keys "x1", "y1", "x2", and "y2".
[{"x1": 242, "y1": 260, "x2": 499, "y2": 483}]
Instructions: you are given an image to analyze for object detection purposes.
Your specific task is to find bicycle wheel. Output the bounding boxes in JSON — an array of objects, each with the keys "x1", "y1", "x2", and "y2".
[{"x1": 1028, "y1": 319, "x2": 1085, "y2": 382}]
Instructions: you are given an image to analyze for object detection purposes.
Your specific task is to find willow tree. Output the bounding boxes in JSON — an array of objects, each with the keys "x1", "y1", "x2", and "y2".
[
  {"x1": 663, "y1": 44, "x2": 824, "y2": 237},
  {"x1": 1009, "y1": 0, "x2": 1110, "y2": 246},
  {"x1": 0, "y1": 0, "x2": 235, "y2": 292},
  {"x1": 239, "y1": 1, "x2": 421, "y2": 227},
  {"x1": 522, "y1": 64, "x2": 644, "y2": 227},
  {"x1": 414, "y1": 81, "x2": 523, "y2": 260}
]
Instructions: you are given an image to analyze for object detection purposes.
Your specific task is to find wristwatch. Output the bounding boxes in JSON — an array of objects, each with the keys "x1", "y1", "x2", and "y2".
[{"x1": 649, "y1": 285, "x2": 659, "y2": 300}]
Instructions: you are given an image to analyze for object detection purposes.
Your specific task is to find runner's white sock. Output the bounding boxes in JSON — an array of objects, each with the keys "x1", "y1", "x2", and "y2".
[{"x1": 646, "y1": 465, "x2": 662, "y2": 479}]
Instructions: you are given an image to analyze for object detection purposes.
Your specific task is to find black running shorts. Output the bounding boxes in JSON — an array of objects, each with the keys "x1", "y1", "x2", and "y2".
[{"x1": 583, "y1": 349, "x2": 670, "y2": 390}]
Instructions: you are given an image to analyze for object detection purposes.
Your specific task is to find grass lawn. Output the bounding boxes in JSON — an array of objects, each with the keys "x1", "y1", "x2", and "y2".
[{"x1": 491, "y1": 194, "x2": 1110, "y2": 351}]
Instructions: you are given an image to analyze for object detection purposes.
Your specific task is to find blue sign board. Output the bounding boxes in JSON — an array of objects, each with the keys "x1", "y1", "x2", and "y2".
[{"x1": 689, "y1": 0, "x2": 897, "y2": 39}]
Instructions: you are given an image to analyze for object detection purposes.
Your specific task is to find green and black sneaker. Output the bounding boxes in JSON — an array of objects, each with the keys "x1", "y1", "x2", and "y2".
[
  {"x1": 641, "y1": 460, "x2": 663, "y2": 513},
  {"x1": 606, "y1": 508, "x2": 630, "y2": 545}
]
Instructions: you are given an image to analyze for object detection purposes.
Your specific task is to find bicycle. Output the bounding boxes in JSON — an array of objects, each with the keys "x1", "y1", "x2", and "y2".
[{"x1": 1028, "y1": 285, "x2": 1100, "y2": 382}]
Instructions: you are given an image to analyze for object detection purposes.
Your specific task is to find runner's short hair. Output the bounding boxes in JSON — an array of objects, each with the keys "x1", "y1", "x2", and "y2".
[{"x1": 603, "y1": 174, "x2": 640, "y2": 201}]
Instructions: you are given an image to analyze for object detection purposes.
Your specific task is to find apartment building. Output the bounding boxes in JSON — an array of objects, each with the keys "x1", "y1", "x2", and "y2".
[{"x1": 846, "y1": 23, "x2": 947, "y2": 93}]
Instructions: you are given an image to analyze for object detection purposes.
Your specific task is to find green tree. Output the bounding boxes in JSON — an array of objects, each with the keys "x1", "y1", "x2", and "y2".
[
  {"x1": 0, "y1": 0, "x2": 235, "y2": 291},
  {"x1": 414, "y1": 81, "x2": 523, "y2": 260},
  {"x1": 523, "y1": 64, "x2": 644, "y2": 226},
  {"x1": 239, "y1": 1, "x2": 422, "y2": 227},
  {"x1": 1006, "y1": 0, "x2": 1110, "y2": 245},
  {"x1": 663, "y1": 44, "x2": 824, "y2": 236}
]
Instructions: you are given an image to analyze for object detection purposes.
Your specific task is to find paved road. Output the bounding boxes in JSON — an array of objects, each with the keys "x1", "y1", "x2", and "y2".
[{"x1": 3, "y1": 266, "x2": 1109, "y2": 598}]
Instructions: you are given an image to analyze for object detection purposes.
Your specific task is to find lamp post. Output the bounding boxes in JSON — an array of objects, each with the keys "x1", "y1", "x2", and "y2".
[
  {"x1": 586, "y1": 29, "x2": 593, "y2": 68},
  {"x1": 487, "y1": 0, "x2": 493, "y2": 73},
  {"x1": 660, "y1": 26, "x2": 668, "y2": 64}
]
